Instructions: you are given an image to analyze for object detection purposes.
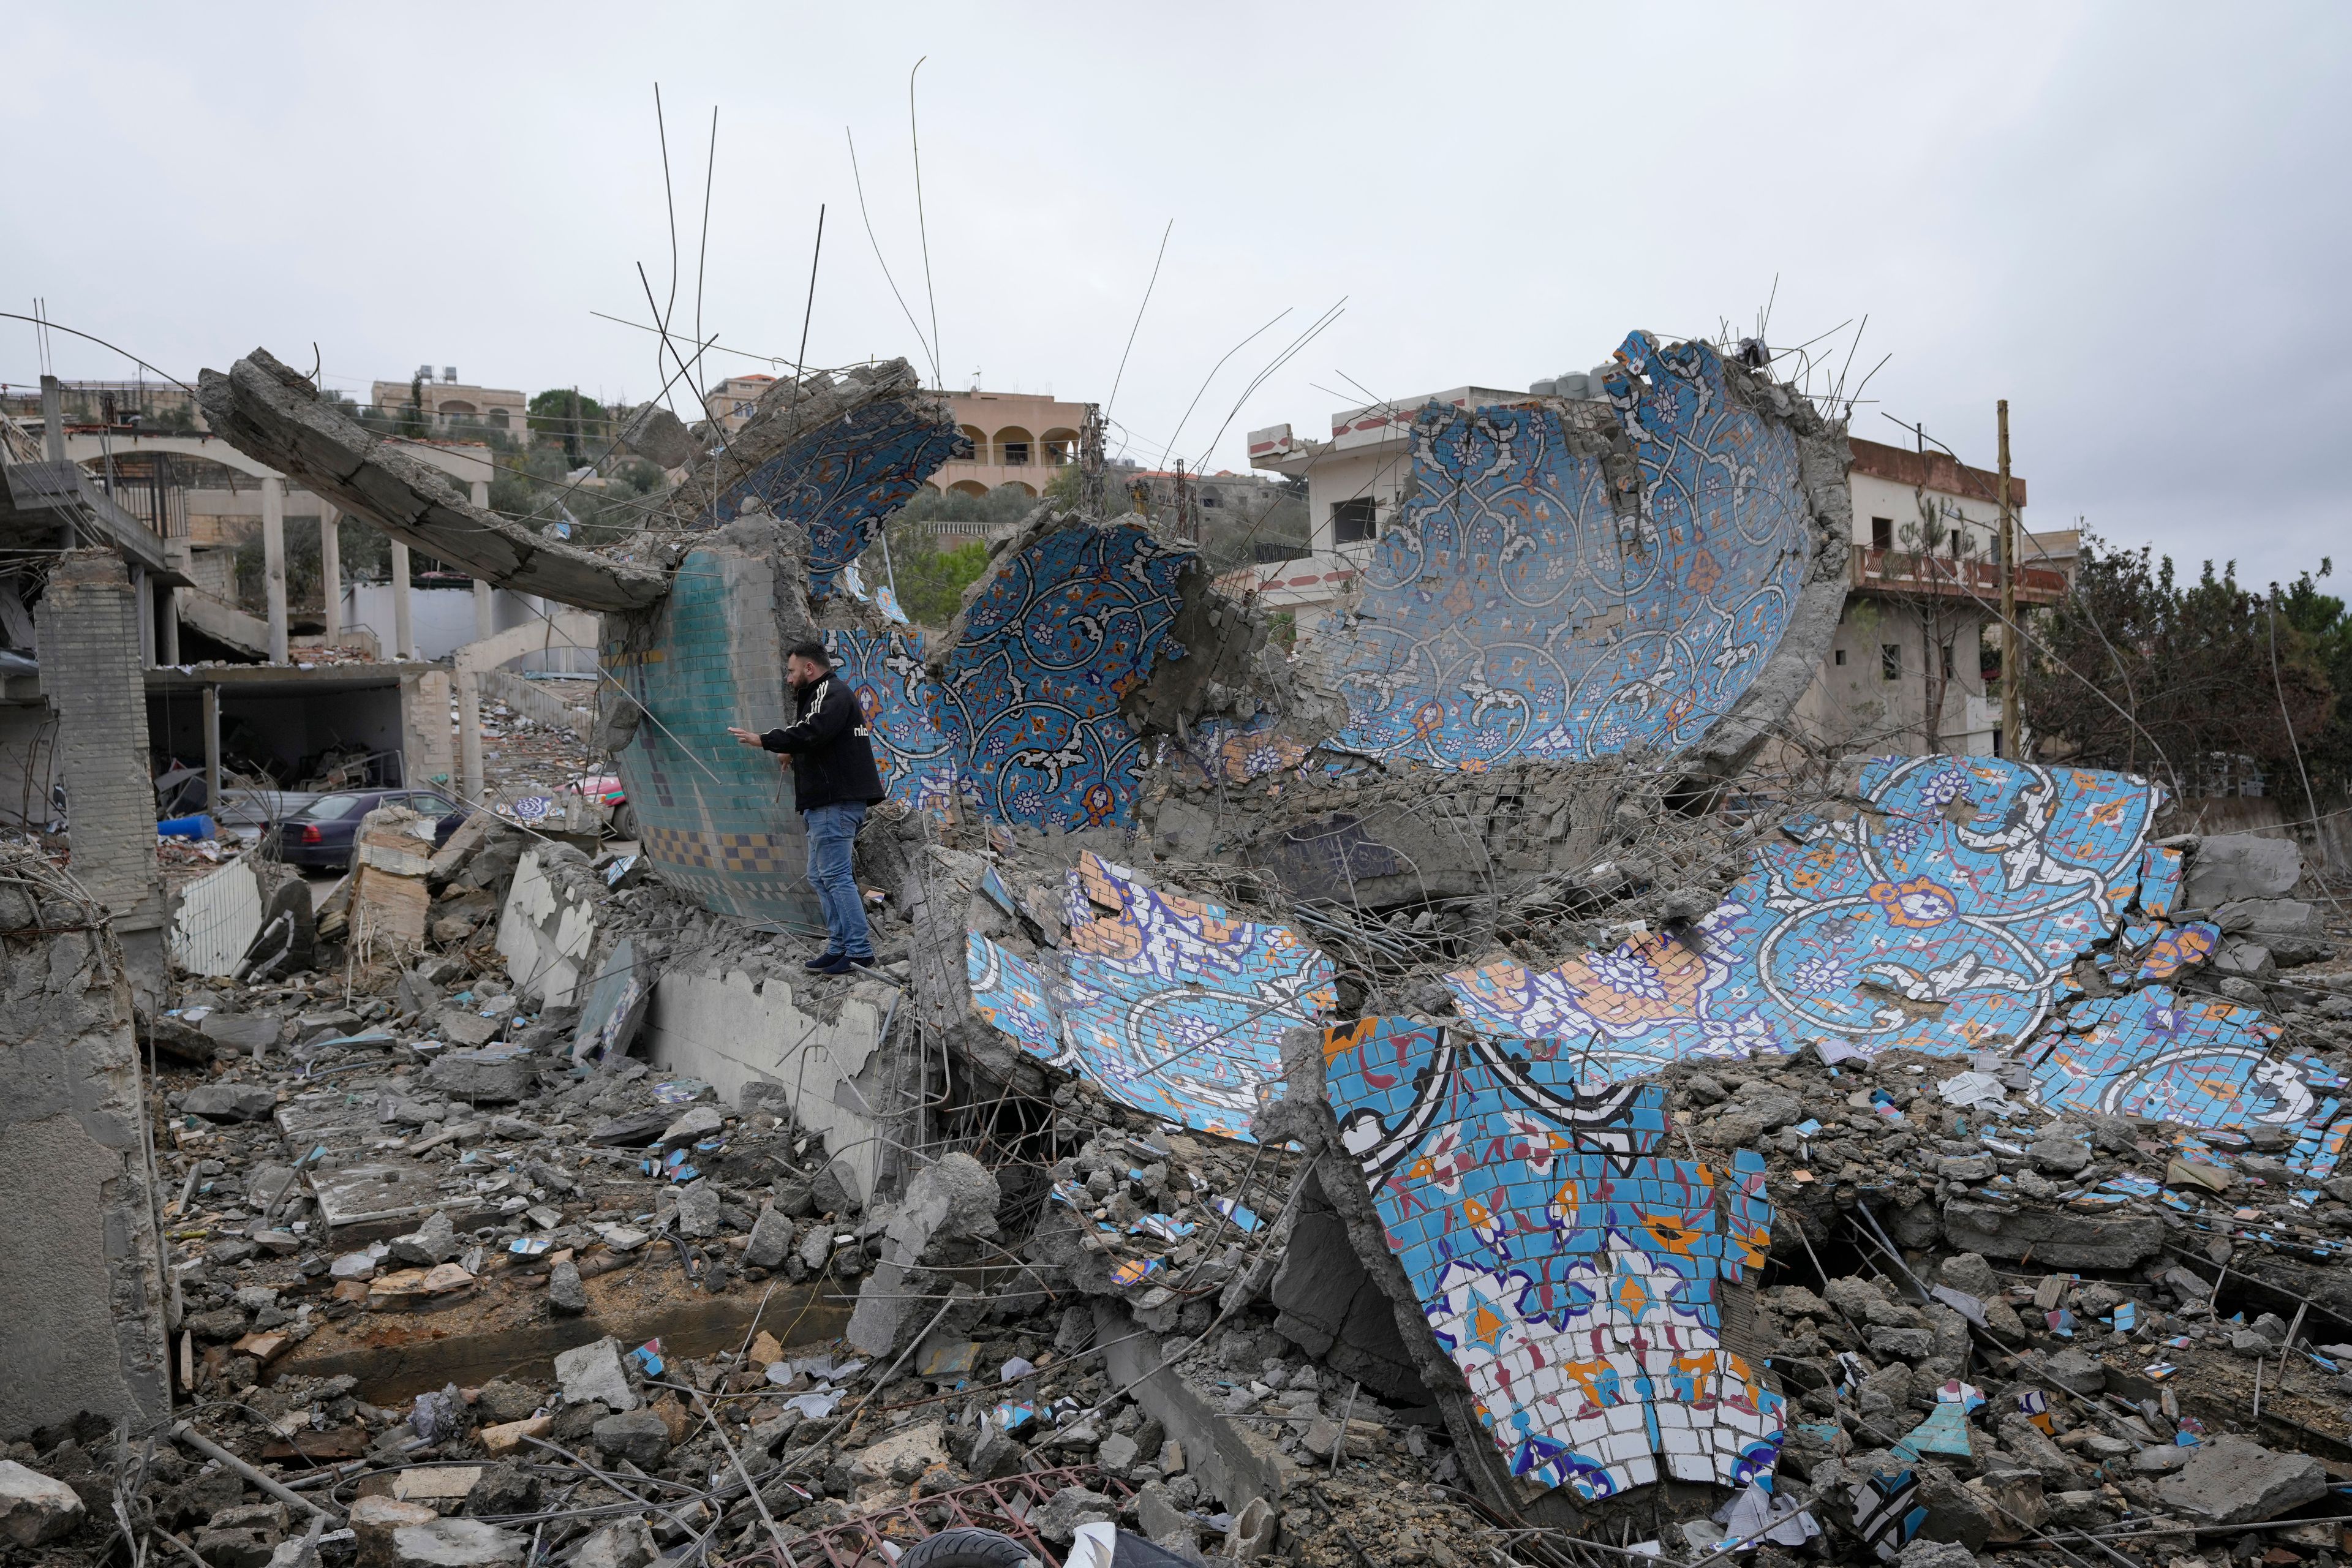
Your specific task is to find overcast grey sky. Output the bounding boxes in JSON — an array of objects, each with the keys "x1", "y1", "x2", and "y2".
[{"x1": 6, "y1": 4, "x2": 2346, "y2": 585}]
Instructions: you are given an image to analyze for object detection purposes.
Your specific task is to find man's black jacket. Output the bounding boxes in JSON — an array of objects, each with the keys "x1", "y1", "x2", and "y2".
[{"x1": 758, "y1": 675, "x2": 887, "y2": 812}]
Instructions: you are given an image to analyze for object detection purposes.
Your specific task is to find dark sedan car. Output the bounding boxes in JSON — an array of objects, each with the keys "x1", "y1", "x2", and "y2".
[{"x1": 272, "y1": 788, "x2": 466, "y2": 871}]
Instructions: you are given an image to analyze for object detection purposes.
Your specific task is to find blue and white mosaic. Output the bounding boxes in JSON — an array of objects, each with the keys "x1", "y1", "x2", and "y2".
[
  {"x1": 967, "y1": 853, "x2": 1335, "y2": 1140},
  {"x1": 1447, "y1": 758, "x2": 2166, "y2": 1071},
  {"x1": 696, "y1": 394, "x2": 967, "y2": 596},
  {"x1": 1327, "y1": 333, "x2": 1814, "y2": 768},
  {"x1": 823, "y1": 628, "x2": 958, "y2": 812},
  {"x1": 1322, "y1": 1017, "x2": 1785, "y2": 1499},
  {"x1": 936, "y1": 523, "x2": 1194, "y2": 831}
]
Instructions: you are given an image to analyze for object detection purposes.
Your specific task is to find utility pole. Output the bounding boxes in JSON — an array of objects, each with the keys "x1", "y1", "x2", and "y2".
[
  {"x1": 1077, "y1": 403, "x2": 1106, "y2": 516},
  {"x1": 1997, "y1": 399, "x2": 2019, "y2": 761}
]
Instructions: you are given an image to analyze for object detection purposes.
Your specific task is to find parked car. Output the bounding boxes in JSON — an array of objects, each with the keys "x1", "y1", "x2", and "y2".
[
  {"x1": 567, "y1": 774, "x2": 635, "y2": 839},
  {"x1": 271, "y1": 788, "x2": 466, "y2": 872}
]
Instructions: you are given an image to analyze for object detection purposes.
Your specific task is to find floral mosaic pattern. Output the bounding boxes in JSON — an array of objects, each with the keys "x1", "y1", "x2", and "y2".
[
  {"x1": 936, "y1": 523, "x2": 1194, "y2": 830},
  {"x1": 965, "y1": 853, "x2": 1336, "y2": 1140},
  {"x1": 824, "y1": 628, "x2": 958, "y2": 812},
  {"x1": 1322, "y1": 1017, "x2": 1785, "y2": 1499},
  {"x1": 696, "y1": 395, "x2": 967, "y2": 595},
  {"x1": 1327, "y1": 333, "x2": 1813, "y2": 768},
  {"x1": 1447, "y1": 758, "x2": 2167, "y2": 1071}
]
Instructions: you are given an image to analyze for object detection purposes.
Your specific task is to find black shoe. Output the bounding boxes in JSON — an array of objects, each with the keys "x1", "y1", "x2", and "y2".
[
  {"x1": 802, "y1": 950, "x2": 844, "y2": 972},
  {"x1": 817, "y1": 952, "x2": 878, "y2": 975}
]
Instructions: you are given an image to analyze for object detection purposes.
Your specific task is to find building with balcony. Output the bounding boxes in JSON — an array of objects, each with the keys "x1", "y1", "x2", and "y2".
[
  {"x1": 930, "y1": 390, "x2": 1090, "y2": 499},
  {"x1": 1794, "y1": 436, "x2": 2066, "y2": 758},
  {"x1": 365, "y1": 369, "x2": 528, "y2": 435}
]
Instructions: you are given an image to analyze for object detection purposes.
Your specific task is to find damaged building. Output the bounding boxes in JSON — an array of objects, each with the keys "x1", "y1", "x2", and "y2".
[{"x1": 3, "y1": 326, "x2": 2350, "y2": 1568}]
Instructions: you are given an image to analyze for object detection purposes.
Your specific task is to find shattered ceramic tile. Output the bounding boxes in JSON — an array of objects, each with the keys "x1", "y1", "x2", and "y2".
[
  {"x1": 1446, "y1": 758, "x2": 2163, "y2": 1071},
  {"x1": 1322, "y1": 1017, "x2": 1785, "y2": 1501},
  {"x1": 967, "y1": 854, "x2": 1335, "y2": 1139}
]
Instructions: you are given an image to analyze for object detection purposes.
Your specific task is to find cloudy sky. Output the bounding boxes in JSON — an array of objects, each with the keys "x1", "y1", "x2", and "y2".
[{"x1": 6, "y1": 4, "x2": 2346, "y2": 585}]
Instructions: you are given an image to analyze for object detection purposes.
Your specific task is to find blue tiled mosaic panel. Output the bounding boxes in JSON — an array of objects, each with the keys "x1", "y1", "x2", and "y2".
[
  {"x1": 965, "y1": 853, "x2": 1335, "y2": 1140},
  {"x1": 607, "y1": 547, "x2": 821, "y2": 932},
  {"x1": 2027, "y1": 986, "x2": 2311, "y2": 1130},
  {"x1": 1328, "y1": 333, "x2": 1812, "y2": 767},
  {"x1": 936, "y1": 524, "x2": 1193, "y2": 830},
  {"x1": 825, "y1": 629, "x2": 957, "y2": 812},
  {"x1": 1322, "y1": 1018, "x2": 1784, "y2": 1500},
  {"x1": 696, "y1": 396, "x2": 967, "y2": 595},
  {"x1": 1447, "y1": 758, "x2": 2162, "y2": 1069}
]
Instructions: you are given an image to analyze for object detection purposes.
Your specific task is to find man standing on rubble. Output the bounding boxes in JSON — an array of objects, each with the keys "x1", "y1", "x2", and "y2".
[{"x1": 727, "y1": 641, "x2": 886, "y2": 974}]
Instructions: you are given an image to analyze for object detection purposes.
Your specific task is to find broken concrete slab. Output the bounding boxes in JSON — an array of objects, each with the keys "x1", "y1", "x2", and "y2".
[
  {"x1": 552, "y1": 1338, "x2": 639, "y2": 1412},
  {"x1": 388, "y1": 1517, "x2": 529, "y2": 1567},
  {"x1": 198, "y1": 348, "x2": 667, "y2": 611},
  {"x1": 845, "y1": 1152, "x2": 1000, "y2": 1357},
  {"x1": 426, "y1": 1048, "x2": 534, "y2": 1104},
  {"x1": 494, "y1": 847, "x2": 598, "y2": 1010},
  {"x1": 2182, "y1": 834, "x2": 2302, "y2": 906},
  {"x1": 1940, "y1": 1200, "x2": 2163, "y2": 1270},
  {"x1": 2155, "y1": 1434, "x2": 2328, "y2": 1524},
  {"x1": 184, "y1": 1082, "x2": 279, "y2": 1121}
]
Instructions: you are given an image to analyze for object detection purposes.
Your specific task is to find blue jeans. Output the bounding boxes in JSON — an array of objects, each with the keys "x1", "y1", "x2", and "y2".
[{"x1": 803, "y1": 801, "x2": 872, "y2": 959}]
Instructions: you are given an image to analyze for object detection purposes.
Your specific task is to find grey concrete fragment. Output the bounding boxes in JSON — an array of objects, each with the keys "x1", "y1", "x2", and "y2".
[
  {"x1": 2184, "y1": 835, "x2": 2301, "y2": 906},
  {"x1": 0, "y1": 1461, "x2": 85, "y2": 1546},
  {"x1": 185, "y1": 1082, "x2": 277, "y2": 1121},
  {"x1": 846, "y1": 1153, "x2": 1000, "y2": 1357},
  {"x1": 672, "y1": 1181, "x2": 720, "y2": 1239},
  {"x1": 552, "y1": 1338, "x2": 638, "y2": 1412},
  {"x1": 572, "y1": 1519, "x2": 658, "y2": 1568},
  {"x1": 1098, "y1": 1433, "x2": 1140, "y2": 1474},
  {"x1": 1866, "y1": 1325, "x2": 1936, "y2": 1360},
  {"x1": 810, "y1": 1158, "x2": 861, "y2": 1216},
  {"x1": 2040, "y1": 1348, "x2": 2109, "y2": 1395},
  {"x1": 390, "y1": 1518, "x2": 529, "y2": 1567},
  {"x1": 2027, "y1": 1137, "x2": 2092, "y2": 1176},
  {"x1": 744, "y1": 1208, "x2": 794, "y2": 1270},
  {"x1": 2132, "y1": 1446, "x2": 2192, "y2": 1475},
  {"x1": 659, "y1": 1106, "x2": 724, "y2": 1149},
  {"x1": 589, "y1": 1410, "x2": 670, "y2": 1467},
  {"x1": 426, "y1": 1049, "x2": 533, "y2": 1104},
  {"x1": 200, "y1": 1014, "x2": 282, "y2": 1058},
  {"x1": 1940, "y1": 1200, "x2": 2162, "y2": 1269},
  {"x1": 1269, "y1": 1187, "x2": 1428, "y2": 1400},
  {"x1": 1033, "y1": 1486, "x2": 1119, "y2": 1545},
  {"x1": 2156, "y1": 1435, "x2": 2327, "y2": 1523},
  {"x1": 547, "y1": 1261, "x2": 587, "y2": 1316},
  {"x1": 1898, "y1": 1540, "x2": 1980, "y2": 1568},
  {"x1": 390, "y1": 1211, "x2": 461, "y2": 1266}
]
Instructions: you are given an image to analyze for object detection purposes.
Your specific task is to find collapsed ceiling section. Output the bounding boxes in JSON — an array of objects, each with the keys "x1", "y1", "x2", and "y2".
[{"x1": 1318, "y1": 332, "x2": 1850, "y2": 781}]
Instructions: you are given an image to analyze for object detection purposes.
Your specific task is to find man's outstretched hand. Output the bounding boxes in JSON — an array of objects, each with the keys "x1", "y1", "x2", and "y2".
[{"x1": 726, "y1": 726, "x2": 767, "y2": 748}]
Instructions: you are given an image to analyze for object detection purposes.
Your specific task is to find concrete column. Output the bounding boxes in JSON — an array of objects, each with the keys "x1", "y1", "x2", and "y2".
[
  {"x1": 390, "y1": 538, "x2": 415, "y2": 658},
  {"x1": 470, "y1": 479, "x2": 495, "y2": 643},
  {"x1": 318, "y1": 503, "x2": 342, "y2": 644},
  {"x1": 132, "y1": 568, "x2": 154, "y2": 668},
  {"x1": 262, "y1": 474, "x2": 288, "y2": 663},
  {"x1": 32, "y1": 552, "x2": 164, "y2": 929},
  {"x1": 159, "y1": 587, "x2": 180, "y2": 665},
  {"x1": 458, "y1": 670, "x2": 483, "y2": 804},
  {"x1": 202, "y1": 684, "x2": 221, "y2": 812}
]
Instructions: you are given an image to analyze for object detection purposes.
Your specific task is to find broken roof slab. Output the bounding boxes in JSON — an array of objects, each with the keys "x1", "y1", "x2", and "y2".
[{"x1": 198, "y1": 349, "x2": 668, "y2": 611}]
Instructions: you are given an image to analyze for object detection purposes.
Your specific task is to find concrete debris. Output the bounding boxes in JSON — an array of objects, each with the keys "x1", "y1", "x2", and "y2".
[
  {"x1": 0, "y1": 1459, "x2": 86, "y2": 1546},
  {"x1": 13, "y1": 330, "x2": 2352, "y2": 1568},
  {"x1": 2154, "y1": 1434, "x2": 2329, "y2": 1523}
]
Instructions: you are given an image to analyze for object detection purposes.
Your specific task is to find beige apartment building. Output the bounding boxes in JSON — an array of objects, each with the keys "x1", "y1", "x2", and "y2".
[{"x1": 366, "y1": 368, "x2": 528, "y2": 433}]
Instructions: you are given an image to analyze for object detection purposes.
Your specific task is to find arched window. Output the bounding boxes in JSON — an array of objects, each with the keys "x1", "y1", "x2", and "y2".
[
  {"x1": 1039, "y1": 426, "x2": 1080, "y2": 466},
  {"x1": 992, "y1": 426, "x2": 1033, "y2": 467}
]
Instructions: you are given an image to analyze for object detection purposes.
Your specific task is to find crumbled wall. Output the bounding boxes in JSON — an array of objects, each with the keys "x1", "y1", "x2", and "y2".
[
  {"x1": 0, "y1": 849, "x2": 170, "y2": 1440},
  {"x1": 36, "y1": 551, "x2": 165, "y2": 935}
]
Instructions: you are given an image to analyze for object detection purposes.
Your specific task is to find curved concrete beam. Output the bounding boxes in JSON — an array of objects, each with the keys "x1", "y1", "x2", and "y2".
[{"x1": 197, "y1": 350, "x2": 668, "y2": 612}]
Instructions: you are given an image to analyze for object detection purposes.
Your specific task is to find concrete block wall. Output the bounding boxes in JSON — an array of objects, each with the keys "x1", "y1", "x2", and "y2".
[
  {"x1": 34, "y1": 551, "x2": 163, "y2": 931},
  {"x1": 604, "y1": 535, "x2": 823, "y2": 933},
  {"x1": 0, "y1": 853, "x2": 172, "y2": 1439}
]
